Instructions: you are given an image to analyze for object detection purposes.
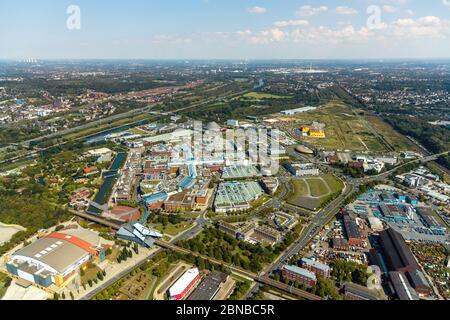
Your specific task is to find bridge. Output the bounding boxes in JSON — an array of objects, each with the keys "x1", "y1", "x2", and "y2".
[{"x1": 70, "y1": 210, "x2": 123, "y2": 230}]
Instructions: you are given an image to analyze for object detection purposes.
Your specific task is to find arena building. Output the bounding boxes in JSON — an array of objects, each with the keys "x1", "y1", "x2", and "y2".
[{"x1": 5, "y1": 228, "x2": 104, "y2": 289}]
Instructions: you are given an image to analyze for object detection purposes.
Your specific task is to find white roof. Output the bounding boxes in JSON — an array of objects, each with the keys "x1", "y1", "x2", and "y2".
[
  {"x1": 169, "y1": 268, "x2": 199, "y2": 297},
  {"x1": 88, "y1": 148, "x2": 112, "y2": 155}
]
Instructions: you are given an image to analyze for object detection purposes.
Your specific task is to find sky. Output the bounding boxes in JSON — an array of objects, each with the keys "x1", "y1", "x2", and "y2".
[{"x1": 1, "y1": 0, "x2": 450, "y2": 60}]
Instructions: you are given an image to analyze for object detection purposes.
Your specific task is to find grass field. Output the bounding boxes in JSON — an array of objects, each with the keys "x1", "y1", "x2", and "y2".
[
  {"x1": 287, "y1": 174, "x2": 343, "y2": 211},
  {"x1": 307, "y1": 178, "x2": 330, "y2": 197},
  {"x1": 241, "y1": 92, "x2": 291, "y2": 100},
  {"x1": 287, "y1": 101, "x2": 416, "y2": 152},
  {"x1": 322, "y1": 174, "x2": 345, "y2": 193},
  {"x1": 152, "y1": 221, "x2": 194, "y2": 237},
  {"x1": 291, "y1": 179, "x2": 309, "y2": 197},
  {"x1": 365, "y1": 115, "x2": 419, "y2": 152}
]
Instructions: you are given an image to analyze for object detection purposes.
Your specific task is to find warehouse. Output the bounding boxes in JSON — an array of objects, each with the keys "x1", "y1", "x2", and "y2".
[
  {"x1": 416, "y1": 207, "x2": 446, "y2": 235},
  {"x1": 342, "y1": 214, "x2": 364, "y2": 247},
  {"x1": 378, "y1": 228, "x2": 420, "y2": 273},
  {"x1": 389, "y1": 271, "x2": 419, "y2": 300},
  {"x1": 187, "y1": 271, "x2": 229, "y2": 300},
  {"x1": 379, "y1": 203, "x2": 414, "y2": 222},
  {"x1": 6, "y1": 229, "x2": 103, "y2": 289},
  {"x1": 405, "y1": 269, "x2": 432, "y2": 298},
  {"x1": 342, "y1": 282, "x2": 382, "y2": 300},
  {"x1": 221, "y1": 164, "x2": 262, "y2": 179},
  {"x1": 169, "y1": 268, "x2": 201, "y2": 300}
]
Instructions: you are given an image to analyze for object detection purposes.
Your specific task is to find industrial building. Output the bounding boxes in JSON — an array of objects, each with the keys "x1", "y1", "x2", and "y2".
[
  {"x1": 405, "y1": 269, "x2": 432, "y2": 298},
  {"x1": 342, "y1": 282, "x2": 383, "y2": 300},
  {"x1": 187, "y1": 271, "x2": 229, "y2": 300},
  {"x1": 281, "y1": 265, "x2": 317, "y2": 287},
  {"x1": 416, "y1": 207, "x2": 446, "y2": 235},
  {"x1": 342, "y1": 213, "x2": 365, "y2": 248},
  {"x1": 378, "y1": 228, "x2": 420, "y2": 273},
  {"x1": 6, "y1": 229, "x2": 104, "y2": 289},
  {"x1": 379, "y1": 203, "x2": 414, "y2": 222},
  {"x1": 168, "y1": 268, "x2": 201, "y2": 300},
  {"x1": 388, "y1": 271, "x2": 419, "y2": 300}
]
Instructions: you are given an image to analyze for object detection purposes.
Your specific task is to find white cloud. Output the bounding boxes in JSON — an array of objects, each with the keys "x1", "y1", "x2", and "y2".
[
  {"x1": 247, "y1": 6, "x2": 267, "y2": 14},
  {"x1": 251, "y1": 28, "x2": 287, "y2": 44},
  {"x1": 443, "y1": 0, "x2": 450, "y2": 8},
  {"x1": 335, "y1": 6, "x2": 358, "y2": 15},
  {"x1": 248, "y1": 15, "x2": 450, "y2": 45},
  {"x1": 390, "y1": 16, "x2": 450, "y2": 38},
  {"x1": 273, "y1": 19, "x2": 309, "y2": 28},
  {"x1": 383, "y1": 5, "x2": 398, "y2": 13},
  {"x1": 296, "y1": 5, "x2": 328, "y2": 17}
]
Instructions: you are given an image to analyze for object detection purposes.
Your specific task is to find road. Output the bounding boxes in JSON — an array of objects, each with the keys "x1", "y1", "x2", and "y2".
[{"x1": 265, "y1": 183, "x2": 354, "y2": 276}]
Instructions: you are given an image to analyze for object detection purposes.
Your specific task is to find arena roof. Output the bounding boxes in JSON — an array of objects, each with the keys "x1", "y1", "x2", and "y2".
[{"x1": 12, "y1": 232, "x2": 96, "y2": 274}]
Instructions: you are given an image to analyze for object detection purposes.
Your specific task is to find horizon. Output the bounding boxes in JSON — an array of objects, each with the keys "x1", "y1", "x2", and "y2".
[{"x1": 2, "y1": 57, "x2": 450, "y2": 62}]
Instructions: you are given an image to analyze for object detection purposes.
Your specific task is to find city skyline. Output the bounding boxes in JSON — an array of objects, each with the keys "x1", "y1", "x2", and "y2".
[{"x1": 1, "y1": 0, "x2": 450, "y2": 60}]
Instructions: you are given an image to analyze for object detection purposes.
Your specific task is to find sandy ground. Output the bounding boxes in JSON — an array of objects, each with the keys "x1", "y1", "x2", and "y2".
[
  {"x1": 0, "y1": 223, "x2": 26, "y2": 245},
  {"x1": 2, "y1": 281, "x2": 50, "y2": 300}
]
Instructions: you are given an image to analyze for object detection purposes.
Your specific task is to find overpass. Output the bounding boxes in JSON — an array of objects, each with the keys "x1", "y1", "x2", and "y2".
[{"x1": 70, "y1": 210, "x2": 123, "y2": 230}]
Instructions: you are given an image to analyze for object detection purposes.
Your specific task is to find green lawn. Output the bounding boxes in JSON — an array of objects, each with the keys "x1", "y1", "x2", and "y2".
[
  {"x1": 322, "y1": 174, "x2": 345, "y2": 194},
  {"x1": 306, "y1": 178, "x2": 330, "y2": 197},
  {"x1": 291, "y1": 179, "x2": 309, "y2": 197},
  {"x1": 287, "y1": 174, "x2": 343, "y2": 211},
  {"x1": 242, "y1": 92, "x2": 291, "y2": 100},
  {"x1": 152, "y1": 221, "x2": 194, "y2": 236}
]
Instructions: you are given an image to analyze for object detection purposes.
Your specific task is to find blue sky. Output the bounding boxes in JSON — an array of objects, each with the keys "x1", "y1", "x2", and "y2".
[{"x1": 1, "y1": 0, "x2": 450, "y2": 59}]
